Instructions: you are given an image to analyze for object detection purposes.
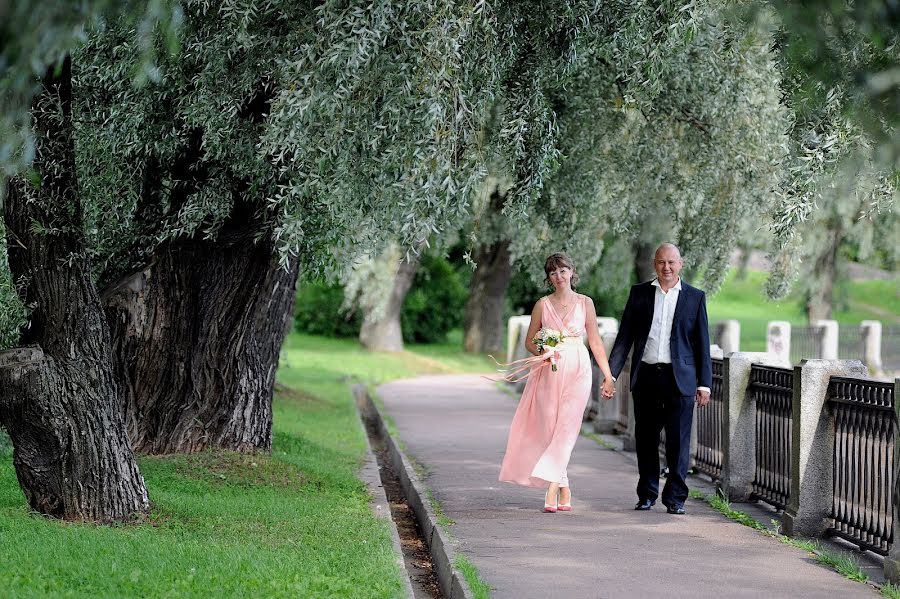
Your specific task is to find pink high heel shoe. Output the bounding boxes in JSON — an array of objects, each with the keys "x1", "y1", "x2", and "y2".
[
  {"x1": 543, "y1": 487, "x2": 559, "y2": 512},
  {"x1": 558, "y1": 488, "x2": 572, "y2": 511}
]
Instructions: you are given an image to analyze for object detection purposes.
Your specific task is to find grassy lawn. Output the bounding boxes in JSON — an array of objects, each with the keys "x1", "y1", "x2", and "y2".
[
  {"x1": 705, "y1": 270, "x2": 899, "y2": 351},
  {"x1": 0, "y1": 333, "x2": 492, "y2": 598}
]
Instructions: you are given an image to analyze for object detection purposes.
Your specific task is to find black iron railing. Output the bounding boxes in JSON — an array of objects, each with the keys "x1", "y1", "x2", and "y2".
[
  {"x1": 791, "y1": 326, "x2": 824, "y2": 365},
  {"x1": 828, "y1": 376, "x2": 895, "y2": 555},
  {"x1": 885, "y1": 325, "x2": 900, "y2": 372},
  {"x1": 750, "y1": 364, "x2": 794, "y2": 510},
  {"x1": 694, "y1": 358, "x2": 724, "y2": 479},
  {"x1": 838, "y1": 325, "x2": 863, "y2": 361}
]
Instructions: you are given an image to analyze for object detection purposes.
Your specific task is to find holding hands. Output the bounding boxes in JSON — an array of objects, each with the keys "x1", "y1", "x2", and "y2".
[{"x1": 601, "y1": 378, "x2": 615, "y2": 399}]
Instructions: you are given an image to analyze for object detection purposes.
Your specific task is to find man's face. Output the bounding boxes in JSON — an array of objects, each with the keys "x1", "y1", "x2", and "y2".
[{"x1": 654, "y1": 247, "x2": 683, "y2": 286}]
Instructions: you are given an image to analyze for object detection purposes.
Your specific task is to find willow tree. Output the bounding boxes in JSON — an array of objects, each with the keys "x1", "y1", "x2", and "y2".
[
  {"x1": 0, "y1": 58, "x2": 149, "y2": 522},
  {"x1": 0, "y1": 0, "x2": 181, "y2": 522},
  {"x1": 765, "y1": 11, "x2": 898, "y2": 313},
  {"x1": 262, "y1": 1, "x2": 497, "y2": 352},
  {"x1": 464, "y1": 0, "x2": 790, "y2": 353},
  {"x1": 760, "y1": 0, "x2": 900, "y2": 298}
]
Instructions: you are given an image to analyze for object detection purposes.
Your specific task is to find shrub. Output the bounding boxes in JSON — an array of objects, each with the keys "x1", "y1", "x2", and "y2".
[
  {"x1": 293, "y1": 282, "x2": 360, "y2": 338},
  {"x1": 401, "y1": 254, "x2": 467, "y2": 343}
]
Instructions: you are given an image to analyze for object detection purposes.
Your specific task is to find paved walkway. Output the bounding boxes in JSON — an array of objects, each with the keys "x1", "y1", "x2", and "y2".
[{"x1": 378, "y1": 374, "x2": 877, "y2": 599}]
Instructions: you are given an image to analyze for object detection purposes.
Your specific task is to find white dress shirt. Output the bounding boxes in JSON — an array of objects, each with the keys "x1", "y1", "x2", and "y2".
[{"x1": 643, "y1": 278, "x2": 709, "y2": 394}]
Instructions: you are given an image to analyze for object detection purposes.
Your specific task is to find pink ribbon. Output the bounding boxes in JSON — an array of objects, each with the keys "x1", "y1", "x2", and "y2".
[{"x1": 488, "y1": 346, "x2": 560, "y2": 383}]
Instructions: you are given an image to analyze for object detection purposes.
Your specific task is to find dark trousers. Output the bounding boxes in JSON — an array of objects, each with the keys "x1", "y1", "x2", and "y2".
[{"x1": 632, "y1": 362, "x2": 695, "y2": 508}]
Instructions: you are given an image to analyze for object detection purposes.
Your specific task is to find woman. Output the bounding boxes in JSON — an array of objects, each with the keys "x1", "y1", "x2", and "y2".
[{"x1": 499, "y1": 252, "x2": 616, "y2": 512}]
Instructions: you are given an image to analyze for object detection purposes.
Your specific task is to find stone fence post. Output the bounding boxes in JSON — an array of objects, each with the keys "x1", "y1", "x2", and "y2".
[
  {"x1": 715, "y1": 320, "x2": 741, "y2": 355},
  {"x1": 506, "y1": 315, "x2": 531, "y2": 364},
  {"x1": 782, "y1": 359, "x2": 868, "y2": 538},
  {"x1": 767, "y1": 321, "x2": 792, "y2": 366},
  {"x1": 812, "y1": 320, "x2": 839, "y2": 360},
  {"x1": 720, "y1": 352, "x2": 773, "y2": 501},
  {"x1": 861, "y1": 320, "x2": 883, "y2": 375},
  {"x1": 587, "y1": 332, "x2": 620, "y2": 433}
]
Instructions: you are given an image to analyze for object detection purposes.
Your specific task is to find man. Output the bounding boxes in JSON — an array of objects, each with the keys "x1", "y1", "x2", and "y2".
[{"x1": 608, "y1": 243, "x2": 711, "y2": 515}]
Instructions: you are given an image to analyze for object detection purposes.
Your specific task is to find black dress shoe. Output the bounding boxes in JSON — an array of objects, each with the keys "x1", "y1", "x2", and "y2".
[
  {"x1": 666, "y1": 505, "x2": 686, "y2": 515},
  {"x1": 634, "y1": 499, "x2": 655, "y2": 511}
]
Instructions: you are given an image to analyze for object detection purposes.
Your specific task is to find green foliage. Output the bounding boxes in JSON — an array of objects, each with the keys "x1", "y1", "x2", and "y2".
[
  {"x1": 295, "y1": 254, "x2": 467, "y2": 343},
  {"x1": 293, "y1": 282, "x2": 361, "y2": 338},
  {"x1": 401, "y1": 254, "x2": 467, "y2": 344},
  {"x1": 0, "y1": 0, "x2": 181, "y2": 181},
  {"x1": 0, "y1": 238, "x2": 26, "y2": 350}
]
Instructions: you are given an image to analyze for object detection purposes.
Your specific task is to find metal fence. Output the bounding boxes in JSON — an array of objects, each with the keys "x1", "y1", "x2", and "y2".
[
  {"x1": 828, "y1": 377, "x2": 895, "y2": 555},
  {"x1": 885, "y1": 326, "x2": 900, "y2": 373},
  {"x1": 694, "y1": 358, "x2": 724, "y2": 479},
  {"x1": 838, "y1": 325, "x2": 863, "y2": 361},
  {"x1": 614, "y1": 355, "x2": 632, "y2": 434},
  {"x1": 791, "y1": 326, "x2": 824, "y2": 365},
  {"x1": 750, "y1": 364, "x2": 794, "y2": 510}
]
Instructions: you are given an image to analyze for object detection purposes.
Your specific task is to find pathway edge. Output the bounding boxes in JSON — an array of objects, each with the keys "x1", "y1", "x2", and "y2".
[
  {"x1": 354, "y1": 384, "x2": 477, "y2": 599},
  {"x1": 353, "y1": 385, "x2": 416, "y2": 599}
]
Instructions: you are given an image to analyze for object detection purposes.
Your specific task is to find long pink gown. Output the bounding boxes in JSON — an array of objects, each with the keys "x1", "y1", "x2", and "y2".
[{"x1": 499, "y1": 294, "x2": 592, "y2": 488}]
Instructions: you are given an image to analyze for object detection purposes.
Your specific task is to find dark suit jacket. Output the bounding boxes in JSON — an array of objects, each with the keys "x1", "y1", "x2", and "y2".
[{"x1": 608, "y1": 280, "x2": 712, "y2": 396}]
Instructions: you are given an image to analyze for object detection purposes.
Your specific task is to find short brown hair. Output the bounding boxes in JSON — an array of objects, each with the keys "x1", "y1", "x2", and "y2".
[{"x1": 543, "y1": 252, "x2": 579, "y2": 289}]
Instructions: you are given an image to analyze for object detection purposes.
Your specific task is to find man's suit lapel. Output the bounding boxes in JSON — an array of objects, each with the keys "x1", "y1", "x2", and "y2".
[{"x1": 671, "y1": 283, "x2": 688, "y2": 332}]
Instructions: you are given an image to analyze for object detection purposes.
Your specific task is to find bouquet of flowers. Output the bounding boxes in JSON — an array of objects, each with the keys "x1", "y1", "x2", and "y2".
[{"x1": 533, "y1": 328, "x2": 565, "y2": 371}]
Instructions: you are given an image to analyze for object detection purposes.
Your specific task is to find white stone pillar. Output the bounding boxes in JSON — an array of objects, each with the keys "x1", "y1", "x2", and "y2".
[
  {"x1": 506, "y1": 315, "x2": 531, "y2": 364},
  {"x1": 720, "y1": 352, "x2": 770, "y2": 501},
  {"x1": 716, "y1": 320, "x2": 741, "y2": 355},
  {"x1": 813, "y1": 319, "x2": 839, "y2": 360},
  {"x1": 596, "y1": 317, "x2": 618, "y2": 336},
  {"x1": 861, "y1": 320, "x2": 883, "y2": 375},
  {"x1": 782, "y1": 359, "x2": 868, "y2": 538},
  {"x1": 766, "y1": 321, "x2": 792, "y2": 366}
]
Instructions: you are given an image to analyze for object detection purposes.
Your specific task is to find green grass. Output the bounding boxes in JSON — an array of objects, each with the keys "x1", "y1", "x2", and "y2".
[
  {"x1": 691, "y1": 490, "x2": 870, "y2": 585},
  {"x1": 455, "y1": 554, "x2": 492, "y2": 599},
  {"x1": 0, "y1": 332, "x2": 493, "y2": 598},
  {"x1": 706, "y1": 270, "x2": 899, "y2": 351},
  {"x1": 882, "y1": 582, "x2": 900, "y2": 598}
]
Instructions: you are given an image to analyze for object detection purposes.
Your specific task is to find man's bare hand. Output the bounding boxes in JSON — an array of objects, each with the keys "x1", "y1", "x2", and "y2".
[{"x1": 695, "y1": 389, "x2": 710, "y2": 408}]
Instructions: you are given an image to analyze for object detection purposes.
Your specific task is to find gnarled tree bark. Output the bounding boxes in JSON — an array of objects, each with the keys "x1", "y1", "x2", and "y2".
[
  {"x1": 463, "y1": 240, "x2": 513, "y2": 354},
  {"x1": 103, "y1": 237, "x2": 299, "y2": 454},
  {"x1": 0, "y1": 57, "x2": 149, "y2": 522}
]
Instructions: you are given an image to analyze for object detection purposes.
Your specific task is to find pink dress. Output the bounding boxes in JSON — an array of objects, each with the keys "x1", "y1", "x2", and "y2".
[{"x1": 499, "y1": 294, "x2": 592, "y2": 488}]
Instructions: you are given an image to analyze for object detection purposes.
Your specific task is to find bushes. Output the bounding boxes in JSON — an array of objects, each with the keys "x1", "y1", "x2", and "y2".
[
  {"x1": 401, "y1": 254, "x2": 466, "y2": 343},
  {"x1": 293, "y1": 282, "x2": 361, "y2": 338},
  {"x1": 294, "y1": 254, "x2": 467, "y2": 343}
]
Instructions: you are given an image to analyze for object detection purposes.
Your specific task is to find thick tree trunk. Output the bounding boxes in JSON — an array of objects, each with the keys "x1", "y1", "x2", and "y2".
[
  {"x1": 359, "y1": 254, "x2": 421, "y2": 352},
  {"x1": 633, "y1": 238, "x2": 657, "y2": 283},
  {"x1": 103, "y1": 239, "x2": 299, "y2": 454},
  {"x1": 805, "y1": 220, "x2": 842, "y2": 322},
  {"x1": 0, "y1": 58, "x2": 149, "y2": 522},
  {"x1": 463, "y1": 240, "x2": 513, "y2": 354}
]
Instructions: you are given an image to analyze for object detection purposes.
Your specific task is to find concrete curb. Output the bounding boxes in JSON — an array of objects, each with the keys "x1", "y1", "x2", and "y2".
[
  {"x1": 352, "y1": 386, "x2": 415, "y2": 599},
  {"x1": 354, "y1": 385, "x2": 476, "y2": 599}
]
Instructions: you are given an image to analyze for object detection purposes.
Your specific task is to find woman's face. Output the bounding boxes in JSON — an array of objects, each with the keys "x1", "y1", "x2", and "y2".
[{"x1": 548, "y1": 265, "x2": 573, "y2": 291}]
